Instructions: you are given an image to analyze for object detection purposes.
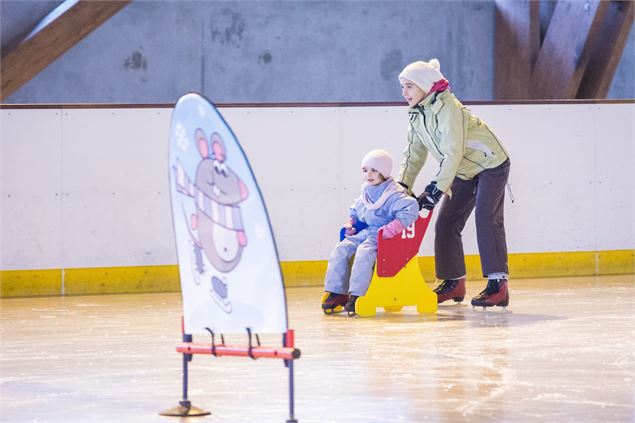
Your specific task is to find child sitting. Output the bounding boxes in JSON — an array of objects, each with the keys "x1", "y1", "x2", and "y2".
[{"x1": 322, "y1": 149, "x2": 419, "y2": 314}]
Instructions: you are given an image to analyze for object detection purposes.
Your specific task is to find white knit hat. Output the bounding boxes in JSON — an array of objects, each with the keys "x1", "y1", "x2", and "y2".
[
  {"x1": 361, "y1": 149, "x2": 392, "y2": 178},
  {"x1": 398, "y1": 58, "x2": 445, "y2": 93}
]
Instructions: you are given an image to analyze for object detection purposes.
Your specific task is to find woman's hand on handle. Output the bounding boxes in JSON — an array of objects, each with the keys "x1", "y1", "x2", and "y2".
[{"x1": 417, "y1": 181, "x2": 443, "y2": 210}]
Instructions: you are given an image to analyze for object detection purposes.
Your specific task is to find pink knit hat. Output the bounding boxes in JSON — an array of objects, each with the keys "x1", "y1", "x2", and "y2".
[
  {"x1": 362, "y1": 149, "x2": 392, "y2": 178},
  {"x1": 399, "y1": 58, "x2": 446, "y2": 93}
]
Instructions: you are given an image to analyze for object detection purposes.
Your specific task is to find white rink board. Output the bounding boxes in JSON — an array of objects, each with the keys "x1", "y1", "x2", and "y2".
[
  {"x1": 1, "y1": 110, "x2": 64, "y2": 269},
  {"x1": 1, "y1": 102, "x2": 633, "y2": 270},
  {"x1": 225, "y1": 107, "x2": 343, "y2": 262},
  {"x1": 60, "y1": 109, "x2": 174, "y2": 268}
]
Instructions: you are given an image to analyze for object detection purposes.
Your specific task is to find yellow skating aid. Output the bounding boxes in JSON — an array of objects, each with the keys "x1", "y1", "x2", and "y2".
[
  {"x1": 356, "y1": 212, "x2": 438, "y2": 317},
  {"x1": 355, "y1": 253, "x2": 438, "y2": 317}
]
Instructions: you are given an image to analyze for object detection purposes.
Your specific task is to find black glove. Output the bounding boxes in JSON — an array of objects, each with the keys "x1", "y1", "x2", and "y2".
[{"x1": 417, "y1": 181, "x2": 443, "y2": 210}]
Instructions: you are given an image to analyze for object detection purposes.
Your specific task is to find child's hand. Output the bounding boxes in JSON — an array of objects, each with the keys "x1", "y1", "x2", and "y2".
[
  {"x1": 380, "y1": 219, "x2": 405, "y2": 239},
  {"x1": 344, "y1": 217, "x2": 356, "y2": 236}
]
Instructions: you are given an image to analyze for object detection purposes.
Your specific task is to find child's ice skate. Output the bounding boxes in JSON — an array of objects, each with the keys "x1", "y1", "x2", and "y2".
[
  {"x1": 433, "y1": 277, "x2": 466, "y2": 304},
  {"x1": 345, "y1": 295, "x2": 359, "y2": 316},
  {"x1": 321, "y1": 292, "x2": 349, "y2": 315},
  {"x1": 471, "y1": 278, "x2": 509, "y2": 310}
]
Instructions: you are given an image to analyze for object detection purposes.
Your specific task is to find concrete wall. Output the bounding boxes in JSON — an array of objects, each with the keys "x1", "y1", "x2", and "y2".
[
  {"x1": 2, "y1": 102, "x2": 634, "y2": 272},
  {"x1": 0, "y1": 0, "x2": 62, "y2": 48},
  {"x1": 610, "y1": 23, "x2": 635, "y2": 98},
  {"x1": 3, "y1": 0, "x2": 633, "y2": 104}
]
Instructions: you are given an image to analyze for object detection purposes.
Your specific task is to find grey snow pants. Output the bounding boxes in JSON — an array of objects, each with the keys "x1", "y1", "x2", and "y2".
[
  {"x1": 323, "y1": 230, "x2": 377, "y2": 297},
  {"x1": 434, "y1": 159, "x2": 510, "y2": 279}
]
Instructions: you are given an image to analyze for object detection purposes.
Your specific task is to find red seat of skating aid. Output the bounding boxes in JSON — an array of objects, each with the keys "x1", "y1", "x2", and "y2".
[{"x1": 376, "y1": 211, "x2": 433, "y2": 278}]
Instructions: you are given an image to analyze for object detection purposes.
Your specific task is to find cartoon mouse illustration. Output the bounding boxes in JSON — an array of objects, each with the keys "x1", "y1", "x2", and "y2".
[{"x1": 174, "y1": 128, "x2": 249, "y2": 311}]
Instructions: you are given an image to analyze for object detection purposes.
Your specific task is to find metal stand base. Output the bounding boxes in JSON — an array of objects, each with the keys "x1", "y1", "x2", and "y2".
[{"x1": 159, "y1": 401, "x2": 211, "y2": 417}]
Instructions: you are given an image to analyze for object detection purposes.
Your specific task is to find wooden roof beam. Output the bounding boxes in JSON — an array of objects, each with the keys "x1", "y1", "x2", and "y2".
[
  {"x1": 494, "y1": 0, "x2": 540, "y2": 100},
  {"x1": 576, "y1": 0, "x2": 635, "y2": 99},
  {"x1": 1, "y1": 0, "x2": 131, "y2": 101},
  {"x1": 530, "y1": 0, "x2": 609, "y2": 99}
]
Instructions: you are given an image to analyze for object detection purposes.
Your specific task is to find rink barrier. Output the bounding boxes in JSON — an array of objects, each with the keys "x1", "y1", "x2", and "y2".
[
  {"x1": 1, "y1": 249, "x2": 633, "y2": 297},
  {"x1": 2, "y1": 100, "x2": 633, "y2": 298},
  {"x1": 2, "y1": 99, "x2": 633, "y2": 109}
]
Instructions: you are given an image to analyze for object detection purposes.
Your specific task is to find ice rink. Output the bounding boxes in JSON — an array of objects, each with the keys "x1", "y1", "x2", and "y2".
[
  {"x1": 1, "y1": 274, "x2": 633, "y2": 422},
  {"x1": 2, "y1": 1, "x2": 634, "y2": 422}
]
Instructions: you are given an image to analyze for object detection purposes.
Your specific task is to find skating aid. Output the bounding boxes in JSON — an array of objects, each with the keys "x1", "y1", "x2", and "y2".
[{"x1": 321, "y1": 211, "x2": 438, "y2": 317}]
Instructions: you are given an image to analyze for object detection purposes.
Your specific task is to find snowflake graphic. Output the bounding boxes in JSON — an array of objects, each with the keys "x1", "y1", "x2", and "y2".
[
  {"x1": 197, "y1": 104, "x2": 206, "y2": 118},
  {"x1": 253, "y1": 222, "x2": 267, "y2": 239},
  {"x1": 175, "y1": 122, "x2": 189, "y2": 152}
]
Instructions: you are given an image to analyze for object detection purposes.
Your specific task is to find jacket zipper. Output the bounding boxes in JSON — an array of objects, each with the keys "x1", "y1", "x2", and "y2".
[{"x1": 417, "y1": 106, "x2": 444, "y2": 157}]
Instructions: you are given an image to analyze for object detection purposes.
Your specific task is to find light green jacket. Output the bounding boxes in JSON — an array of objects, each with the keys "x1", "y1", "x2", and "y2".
[{"x1": 398, "y1": 90, "x2": 509, "y2": 196}]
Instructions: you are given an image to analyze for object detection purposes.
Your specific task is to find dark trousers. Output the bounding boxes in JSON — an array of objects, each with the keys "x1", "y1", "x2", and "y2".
[{"x1": 434, "y1": 160, "x2": 510, "y2": 279}]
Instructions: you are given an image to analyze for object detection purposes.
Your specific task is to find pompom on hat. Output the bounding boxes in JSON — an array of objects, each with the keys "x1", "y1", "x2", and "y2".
[
  {"x1": 362, "y1": 149, "x2": 393, "y2": 178},
  {"x1": 399, "y1": 58, "x2": 446, "y2": 93}
]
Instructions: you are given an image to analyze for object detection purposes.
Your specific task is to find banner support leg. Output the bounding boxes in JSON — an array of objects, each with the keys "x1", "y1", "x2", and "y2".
[
  {"x1": 159, "y1": 333, "x2": 211, "y2": 417},
  {"x1": 284, "y1": 330, "x2": 298, "y2": 423},
  {"x1": 286, "y1": 359, "x2": 298, "y2": 423},
  {"x1": 181, "y1": 333, "x2": 192, "y2": 407}
]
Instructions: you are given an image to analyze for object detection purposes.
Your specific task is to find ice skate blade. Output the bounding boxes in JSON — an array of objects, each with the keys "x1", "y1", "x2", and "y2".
[
  {"x1": 322, "y1": 305, "x2": 345, "y2": 315},
  {"x1": 472, "y1": 305, "x2": 512, "y2": 314},
  {"x1": 439, "y1": 301, "x2": 466, "y2": 307}
]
